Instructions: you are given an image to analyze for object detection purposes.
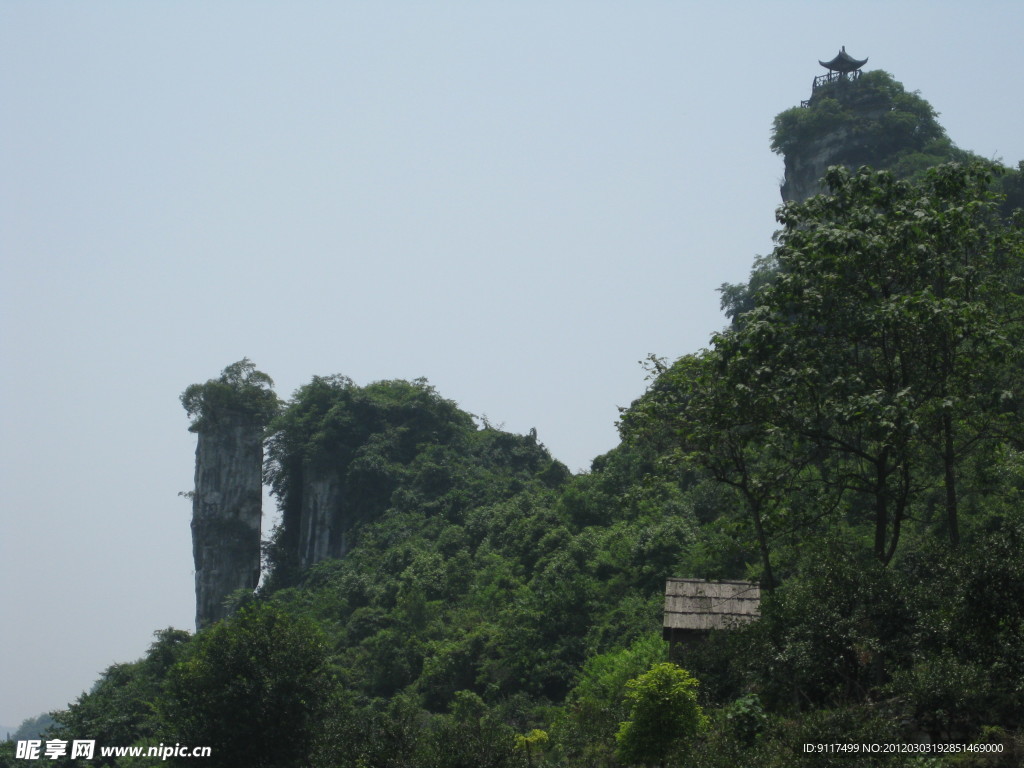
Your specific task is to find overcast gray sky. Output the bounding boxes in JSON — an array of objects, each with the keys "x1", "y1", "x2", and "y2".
[{"x1": 2, "y1": 2, "x2": 1023, "y2": 730}]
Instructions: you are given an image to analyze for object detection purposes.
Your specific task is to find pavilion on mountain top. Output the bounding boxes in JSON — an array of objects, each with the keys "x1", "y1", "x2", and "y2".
[{"x1": 801, "y1": 46, "x2": 868, "y2": 106}]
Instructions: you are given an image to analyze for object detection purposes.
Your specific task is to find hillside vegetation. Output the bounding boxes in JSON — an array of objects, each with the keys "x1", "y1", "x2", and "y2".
[{"x1": 4, "y1": 74, "x2": 1024, "y2": 768}]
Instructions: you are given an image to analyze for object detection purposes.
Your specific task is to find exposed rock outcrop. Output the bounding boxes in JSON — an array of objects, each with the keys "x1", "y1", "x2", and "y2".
[
  {"x1": 191, "y1": 414, "x2": 264, "y2": 629},
  {"x1": 780, "y1": 126, "x2": 855, "y2": 203},
  {"x1": 298, "y1": 474, "x2": 349, "y2": 569},
  {"x1": 182, "y1": 359, "x2": 278, "y2": 629},
  {"x1": 780, "y1": 85, "x2": 888, "y2": 203}
]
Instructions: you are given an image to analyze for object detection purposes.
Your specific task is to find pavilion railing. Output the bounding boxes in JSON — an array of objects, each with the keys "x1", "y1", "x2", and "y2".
[{"x1": 801, "y1": 68, "x2": 862, "y2": 107}]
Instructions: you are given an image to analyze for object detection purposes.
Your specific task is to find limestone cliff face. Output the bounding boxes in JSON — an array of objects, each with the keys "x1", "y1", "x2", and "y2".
[
  {"x1": 297, "y1": 473, "x2": 350, "y2": 569},
  {"x1": 776, "y1": 70, "x2": 916, "y2": 203},
  {"x1": 780, "y1": 126, "x2": 855, "y2": 203},
  {"x1": 780, "y1": 96, "x2": 888, "y2": 203},
  {"x1": 191, "y1": 415, "x2": 264, "y2": 629}
]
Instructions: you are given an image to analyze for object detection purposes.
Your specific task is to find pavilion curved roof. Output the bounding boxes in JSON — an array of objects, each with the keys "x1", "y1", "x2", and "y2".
[{"x1": 819, "y1": 46, "x2": 868, "y2": 72}]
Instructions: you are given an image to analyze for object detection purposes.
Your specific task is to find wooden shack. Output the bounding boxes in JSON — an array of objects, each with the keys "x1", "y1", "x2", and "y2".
[{"x1": 663, "y1": 578, "x2": 761, "y2": 643}]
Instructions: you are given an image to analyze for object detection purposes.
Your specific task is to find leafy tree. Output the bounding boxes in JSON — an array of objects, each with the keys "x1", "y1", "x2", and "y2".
[
  {"x1": 738, "y1": 545, "x2": 914, "y2": 710},
  {"x1": 156, "y1": 604, "x2": 330, "y2": 768},
  {"x1": 10, "y1": 713, "x2": 55, "y2": 742},
  {"x1": 787, "y1": 166, "x2": 1019, "y2": 551},
  {"x1": 514, "y1": 729, "x2": 550, "y2": 768},
  {"x1": 552, "y1": 633, "x2": 665, "y2": 767},
  {"x1": 49, "y1": 629, "x2": 191, "y2": 767},
  {"x1": 668, "y1": 164, "x2": 1024, "y2": 564},
  {"x1": 418, "y1": 691, "x2": 525, "y2": 768},
  {"x1": 311, "y1": 691, "x2": 425, "y2": 768},
  {"x1": 180, "y1": 358, "x2": 278, "y2": 434},
  {"x1": 624, "y1": 351, "x2": 822, "y2": 588},
  {"x1": 615, "y1": 663, "x2": 707, "y2": 768},
  {"x1": 999, "y1": 160, "x2": 1024, "y2": 215}
]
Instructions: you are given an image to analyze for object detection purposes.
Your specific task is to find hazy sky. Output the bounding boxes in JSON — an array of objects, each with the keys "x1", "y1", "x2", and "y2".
[{"x1": 2, "y1": 2, "x2": 1023, "y2": 730}]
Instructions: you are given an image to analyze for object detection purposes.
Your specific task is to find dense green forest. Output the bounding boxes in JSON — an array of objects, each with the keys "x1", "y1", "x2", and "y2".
[{"x1": 5, "y1": 71, "x2": 1024, "y2": 767}]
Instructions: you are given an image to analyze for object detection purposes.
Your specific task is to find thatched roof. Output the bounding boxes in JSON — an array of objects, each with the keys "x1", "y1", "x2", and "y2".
[{"x1": 662, "y1": 578, "x2": 761, "y2": 639}]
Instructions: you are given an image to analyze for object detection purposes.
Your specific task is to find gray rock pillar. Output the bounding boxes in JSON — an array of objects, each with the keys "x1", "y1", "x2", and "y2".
[
  {"x1": 298, "y1": 474, "x2": 349, "y2": 570},
  {"x1": 182, "y1": 360, "x2": 277, "y2": 630},
  {"x1": 191, "y1": 415, "x2": 264, "y2": 629}
]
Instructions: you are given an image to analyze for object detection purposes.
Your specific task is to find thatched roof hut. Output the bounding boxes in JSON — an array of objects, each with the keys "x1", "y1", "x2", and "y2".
[{"x1": 663, "y1": 578, "x2": 761, "y2": 642}]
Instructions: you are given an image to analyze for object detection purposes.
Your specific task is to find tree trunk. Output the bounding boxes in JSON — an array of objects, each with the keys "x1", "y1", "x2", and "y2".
[{"x1": 943, "y1": 412, "x2": 960, "y2": 548}]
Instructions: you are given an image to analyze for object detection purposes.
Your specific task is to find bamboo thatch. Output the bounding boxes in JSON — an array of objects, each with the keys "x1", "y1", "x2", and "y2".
[{"x1": 662, "y1": 578, "x2": 761, "y2": 641}]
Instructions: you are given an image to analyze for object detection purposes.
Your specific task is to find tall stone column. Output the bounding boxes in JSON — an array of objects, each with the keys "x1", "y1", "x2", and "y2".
[
  {"x1": 182, "y1": 359, "x2": 277, "y2": 630},
  {"x1": 191, "y1": 414, "x2": 264, "y2": 629}
]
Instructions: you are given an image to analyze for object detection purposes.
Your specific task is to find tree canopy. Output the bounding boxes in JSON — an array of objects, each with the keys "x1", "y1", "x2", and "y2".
[
  {"x1": 180, "y1": 358, "x2": 279, "y2": 434},
  {"x1": 628, "y1": 163, "x2": 1024, "y2": 574},
  {"x1": 615, "y1": 663, "x2": 707, "y2": 768}
]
